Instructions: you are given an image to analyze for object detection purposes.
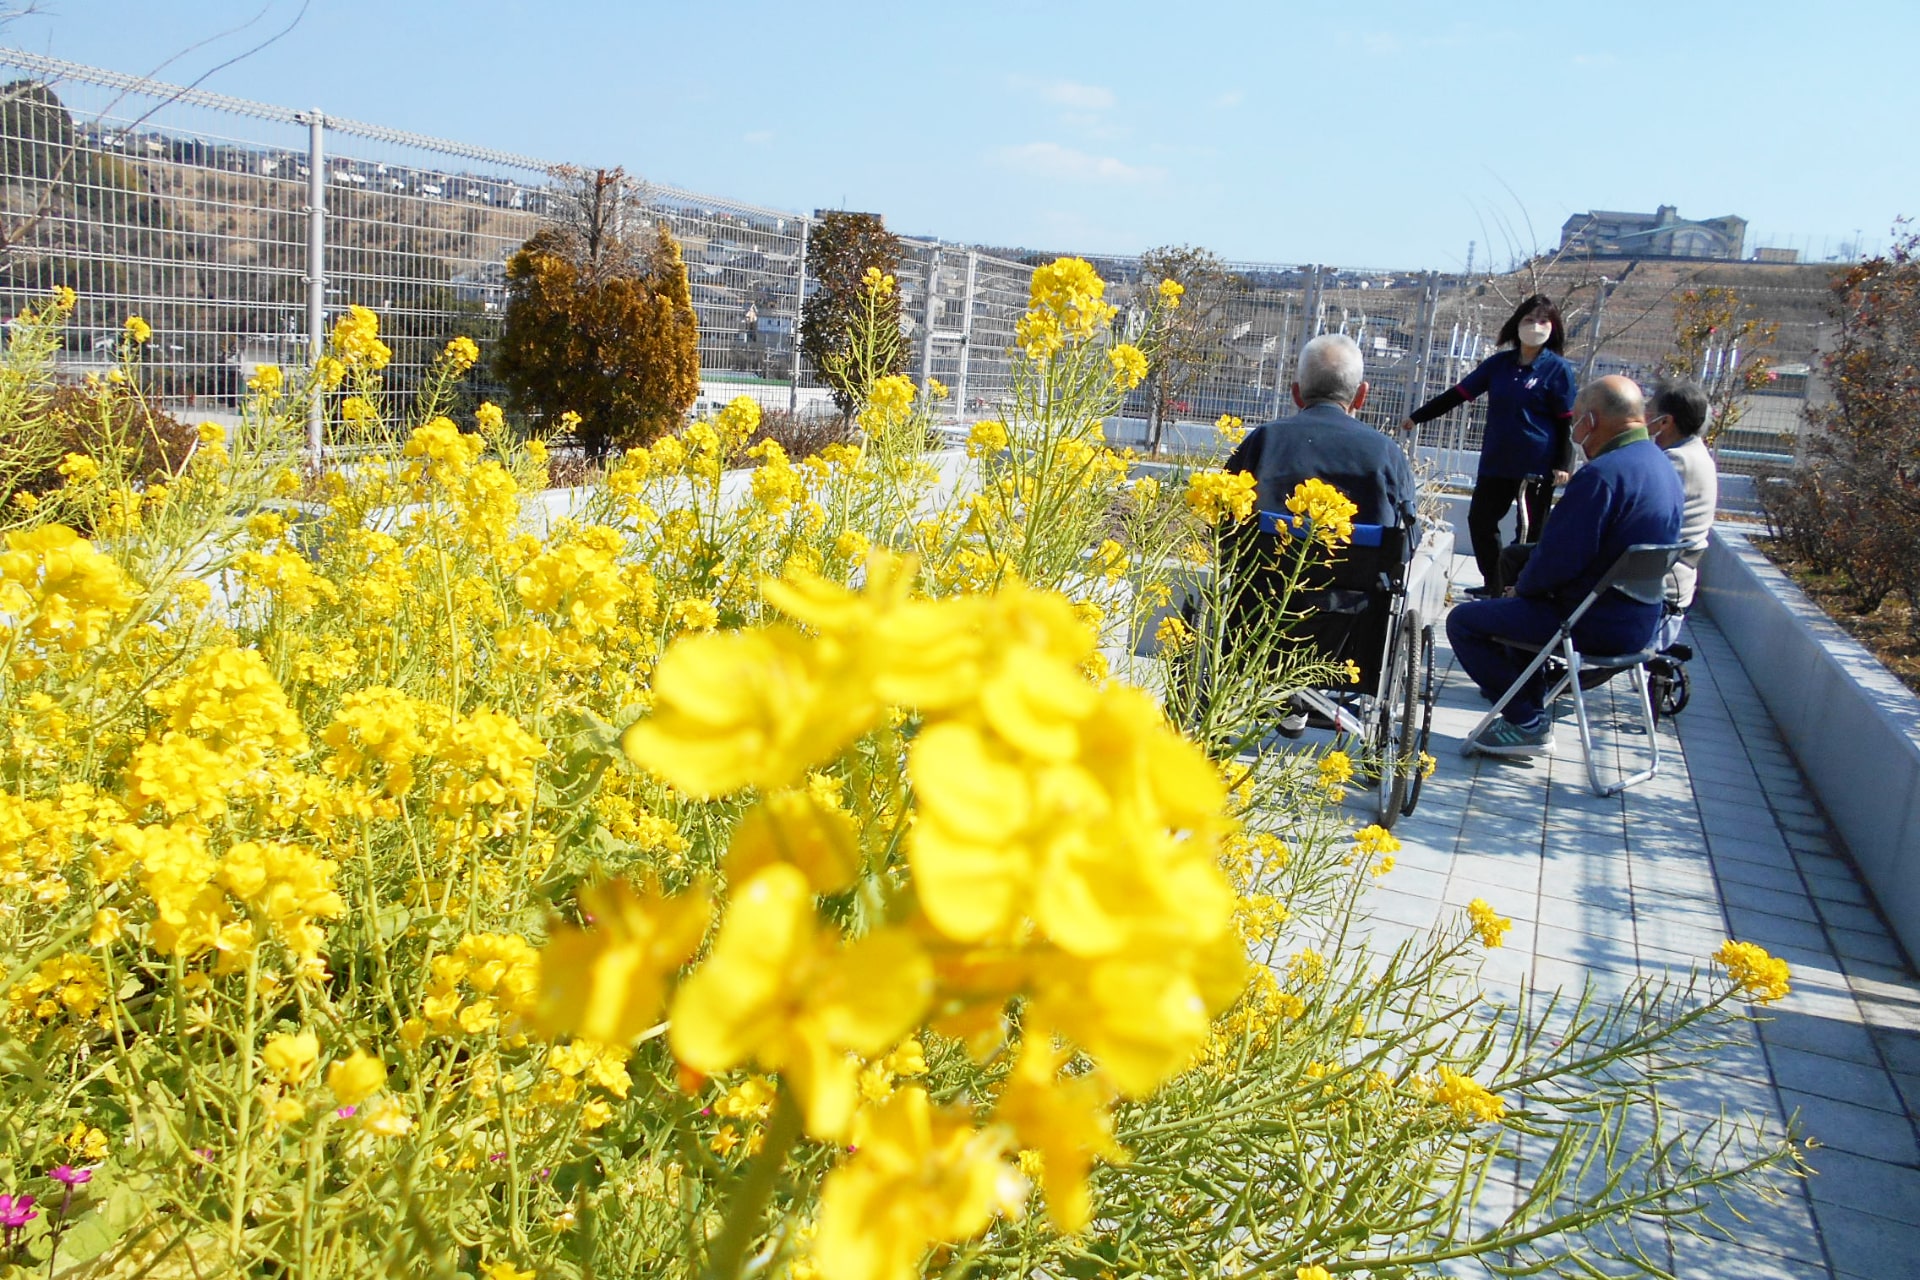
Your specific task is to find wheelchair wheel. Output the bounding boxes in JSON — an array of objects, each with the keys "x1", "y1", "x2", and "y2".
[
  {"x1": 1402, "y1": 623, "x2": 1436, "y2": 816},
  {"x1": 1374, "y1": 609, "x2": 1422, "y2": 827},
  {"x1": 1650, "y1": 656, "x2": 1690, "y2": 719}
]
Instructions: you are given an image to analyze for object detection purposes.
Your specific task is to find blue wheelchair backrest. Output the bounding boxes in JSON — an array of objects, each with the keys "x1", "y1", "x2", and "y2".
[{"x1": 1259, "y1": 511, "x2": 1387, "y2": 547}]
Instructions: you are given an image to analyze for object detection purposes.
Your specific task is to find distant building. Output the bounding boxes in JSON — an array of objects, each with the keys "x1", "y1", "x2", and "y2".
[
  {"x1": 1559, "y1": 205, "x2": 1747, "y2": 260},
  {"x1": 1752, "y1": 246, "x2": 1801, "y2": 264}
]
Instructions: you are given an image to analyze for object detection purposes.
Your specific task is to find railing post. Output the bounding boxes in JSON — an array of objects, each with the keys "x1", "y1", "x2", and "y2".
[
  {"x1": 303, "y1": 110, "x2": 326, "y2": 467},
  {"x1": 954, "y1": 250, "x2": 977, "y2": 420},
  {"x1": 1268, "y1": 296, "x2": 1294, "y2": 419},
  {"x1": 1580, "y1": 277, "x2": 1614, "y2": 382},
  {"x1": 1406, "y1": 270, "x2": 1441, "y2": 442},
  {"x1": 1297, "y1": 264, "x2": 1328, "y2": 347},
  {"x1": 917, "y1": 246, "x2": 941, "y2": 398},
  {"x1": 789, "y1": 218, "x2": 809, "y2": 415}
]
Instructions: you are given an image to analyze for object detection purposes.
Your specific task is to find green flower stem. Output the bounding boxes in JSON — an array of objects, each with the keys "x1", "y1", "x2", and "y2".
[{"x1": 699, "y1": 1086, "x2": 804, "y2": 1280}]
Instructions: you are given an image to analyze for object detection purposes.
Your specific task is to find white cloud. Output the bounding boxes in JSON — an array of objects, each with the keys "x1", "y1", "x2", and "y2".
[
  {"x1": 1213, "y1": 89, "x2": 1245, "y2": 109},
  {"x1": 1041, "y1": 79, "x2": 1116, "y2": 111},
  {"x1": 1007, "y1": 75, "x2": 1118, "y2": 113},
  {"x1": 993, "y1": 142, "x2": 1165, "y2": 184},
  {"x1": 742, "y1": 130, "x2": 774, "y2": 145}
]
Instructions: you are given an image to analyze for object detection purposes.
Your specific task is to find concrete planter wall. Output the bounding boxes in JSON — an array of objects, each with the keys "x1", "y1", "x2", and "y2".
[{"x1": 1698, "y1": 528, "x2": 1920, "y2": 961}]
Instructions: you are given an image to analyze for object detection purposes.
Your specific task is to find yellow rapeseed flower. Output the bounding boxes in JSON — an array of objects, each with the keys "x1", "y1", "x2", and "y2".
[
  {"x1": 668, "y1": 864, "x2": 932, "y2": 1140},
  {"x1": 992, "y1": 1035, "x2": 1124, "y2": 1233},
  {"x1": 1108, "y1": 342, "x2": 1148, "y2": 389},
  {"x1": 1184, "y1": 470, "x2": 1257, "y2": 526},
  {"x1": 123, "y1": 315, "x2": 151, "y2": 344},
  {"x1": 1467, "y1": 898, "x2": 1511, "y2": 948},
  {"x1": 326, "y1": 1050, "x2": 388, "y2": 1107},
  {"x1": 535, "y1": 877, "x2": 711, "y2": 1044},
  {"x1": 1713, "y1": 940, "x2": 1791, "y2": 1003},
  {"x1": 1432, "y1": 1065, "x2": 1505, "y2": 1124},
  {"x1": 443, "y1": 335, "x2": 481, "y2": 372},
  {"x1": 1285, "y1": 477, "x2": 1358, "y2": 547},
  {"x1": 814, "y1": 1086, "x2": 1021, "y2": 1280},
  {"x1": 262, "y1": 1030, "x2": 321, "y2": 1086}
]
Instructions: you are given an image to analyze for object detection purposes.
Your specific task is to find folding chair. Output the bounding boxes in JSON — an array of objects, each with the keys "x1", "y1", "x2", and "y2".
[{"x1": 1459, "y1": 542, "x2": 1687, "y2": 798}]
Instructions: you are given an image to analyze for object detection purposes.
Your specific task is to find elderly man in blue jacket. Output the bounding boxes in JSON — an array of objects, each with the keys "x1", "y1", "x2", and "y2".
[{"x1": 1447, "y1": 375, "x2": 1683, "y2": 756}]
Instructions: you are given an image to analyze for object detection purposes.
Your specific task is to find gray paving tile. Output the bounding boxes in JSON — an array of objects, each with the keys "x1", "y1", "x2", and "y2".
[
  {"x1": 1669, "y1": 1233, "x2": 1827, "y2": 1280},
  {"x1": 1715, "y1": 857, "x2": 1808, "y2": 893},
  {"x1": 1814, "y1": 1199, "x2": 1920, "y2": 1280},
  {"x1": 1804, "y1": 871, "x2": 1871, "y2": 908},
  {"x1": 1779, "y1": 1089, "x2": 1920, "y2": 1166},
  {"x1": 1725, "y1": 905, "x2": 1832, "y2": 955},
  {"x1": 1722, "y1": 878, "x2": 1822, "y2": 920},
  {"x1": 1829, "y1": 927, "x2": 1908, "y2": 971},
  {"x1": 1803, "y1": 1147, "x2": 1920, "y2": 1223},
  {"x1": 1765, "y1": 1043, "x2": 1905, "y2": 1114},
  {"x1": 1870, "y1": 1028, "x2": 1920, "y2": 1076},
  {"x1": 1759, "y1": 1014, "x2": 1883, "y2": 1067}
]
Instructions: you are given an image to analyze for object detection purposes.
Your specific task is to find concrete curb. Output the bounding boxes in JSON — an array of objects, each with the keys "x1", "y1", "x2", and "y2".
[{"x1": 1698, "y1": 528, "x2": 1920, "y2": 963}]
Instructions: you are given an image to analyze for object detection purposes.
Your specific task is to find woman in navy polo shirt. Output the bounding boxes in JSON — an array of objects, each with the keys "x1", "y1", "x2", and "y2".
[{"x1": 1401, "y1": 294, "x2": 1577, "y2": 597}]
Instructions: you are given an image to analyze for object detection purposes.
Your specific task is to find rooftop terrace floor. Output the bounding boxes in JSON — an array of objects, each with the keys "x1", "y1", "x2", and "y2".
[{"x1": 1356, "y1": 560, "x2": 1920, "y2": 1278}]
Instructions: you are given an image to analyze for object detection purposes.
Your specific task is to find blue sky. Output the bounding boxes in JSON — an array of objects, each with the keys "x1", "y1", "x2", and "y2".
[{"x1": 13, "y1": 0, "x2": 1915, "y2": 268}]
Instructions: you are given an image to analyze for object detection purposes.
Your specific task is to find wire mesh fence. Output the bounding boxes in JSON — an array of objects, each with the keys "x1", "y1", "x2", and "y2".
[{"x1": 0, "y1": 47, "x2": 1836, "y2": 495}]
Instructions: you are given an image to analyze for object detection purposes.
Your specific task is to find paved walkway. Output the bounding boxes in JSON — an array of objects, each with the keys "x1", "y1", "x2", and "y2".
[{"x1": 1353, "y1": 560, "x2": 1920, "y2": 1278}]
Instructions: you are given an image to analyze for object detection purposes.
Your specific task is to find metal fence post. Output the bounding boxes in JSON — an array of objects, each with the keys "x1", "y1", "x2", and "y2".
[
  {"x1": 1580, "y1": 278, "x2": 1614, "y2": 382},
  {"x1": 954, "y1": 250, "x2": 977, "y2": 419},
  {"x1": 789, "y1": 218, "x2": 809, "y2": 415},
  {"x1": 1267, "y1": 297, "x2": 1294, "y2": 419},
  {"x1": 302, "y1": 110, "x2": 326, "y2": 466},
  {"x1": 1407, "y1": 270, "x2": 1441, "y2": 432},
  {"x1": 917, "y1": 247, "x2": 941, "y2": 397},
  {"x1": 1297, "y1": 264, "x2": 1328, "y2": 345}
]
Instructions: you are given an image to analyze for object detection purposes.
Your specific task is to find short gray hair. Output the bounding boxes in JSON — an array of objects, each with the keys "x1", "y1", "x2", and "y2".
[{"x1": 1296, "y1": 333, "x2": 1365, "y2": 406}]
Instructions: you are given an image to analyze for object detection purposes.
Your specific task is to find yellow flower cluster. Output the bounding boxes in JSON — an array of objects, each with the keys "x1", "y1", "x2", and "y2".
[
  {"x1": 0, "y1": 525, "x2": 140, "y2": 661},
  {"x1": 1317, "y1": 750, "x2": 1354, "y2": 799},
  {"x1": 331, "y1": 304, "x2": 392, "y2": 370},
  {"x1": 1286, "y1": 477, "x2": 1359, "y2": 547},
  {"x1": 8, "y1": 952, "x2": 109, "y2": 1026},
  {"x1": 1184, "y1": 469, "x2": 1257, "y2": 526},
  {"x1": 1467, "y1": 898, "x2": 1511, "y2": 949},
  {"x1": 443, "y1": 334, "x2": 481, "y2": 373},
  {"x1": 421, "y1": 933, "x2": 541, "y2": 1036},
  {"x1": 123, "y1": 315, "x2": 152, "y2": 344},
  {"x1": 1108, "y1": 342, "x2": 1148, "y2": 389},
  {"x1": 538, "y1": 558, "x2": 1246, "y2": 1254},
  {"x1": 1713, "y1": 939, "x2": 1791, "y2": 1003},
  {"x1": 1431, "y1": 1065, "x2": 1505, "y2": 1124},
  {"x1": 1015, "y1": 257, "x2": 1117, "y2": 361},
  {"x1": 513, "y1": 526, "x2": 630, "y2": 635},
  {"x1": 966, "y1": 419, "x2": 1009, "y2": 458}
]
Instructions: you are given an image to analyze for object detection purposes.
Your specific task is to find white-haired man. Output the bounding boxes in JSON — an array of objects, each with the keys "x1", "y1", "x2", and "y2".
[{"x1": 1225, "y1": 333, "x2": 1418, "y2": 531}]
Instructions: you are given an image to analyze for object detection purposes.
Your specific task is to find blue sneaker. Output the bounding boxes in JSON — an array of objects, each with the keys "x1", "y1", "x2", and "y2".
[{"x1": 1474, "y1": 715, "x2": 1553, "y2": 758}]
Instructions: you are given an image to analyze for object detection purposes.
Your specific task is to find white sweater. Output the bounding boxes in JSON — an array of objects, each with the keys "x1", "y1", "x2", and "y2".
[{"x1": 1665, "y1": 435, "x2": 1719, "y2": 609}]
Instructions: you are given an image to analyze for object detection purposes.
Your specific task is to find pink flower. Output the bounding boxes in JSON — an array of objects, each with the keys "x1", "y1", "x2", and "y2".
[
  {"x1": 47, "y1": 1166, "x2": 91, "y2": 1187},
  {"x1": 0, "y1": 1194, "x2": 36, "y2": 1228}
]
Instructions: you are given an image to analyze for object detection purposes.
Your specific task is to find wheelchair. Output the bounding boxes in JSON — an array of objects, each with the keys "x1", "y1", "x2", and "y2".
[{"x1": 1225, "y1": 512, "x2": 1441, "y2": 829}]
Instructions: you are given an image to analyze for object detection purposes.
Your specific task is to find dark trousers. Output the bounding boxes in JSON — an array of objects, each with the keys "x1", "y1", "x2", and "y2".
[
  {"x1": 1447, "y1": 595, "x2": 1663, "y2": 727},
  {"x1": 1468, "y1": 475, "x2": 1553, "y2": 593}
]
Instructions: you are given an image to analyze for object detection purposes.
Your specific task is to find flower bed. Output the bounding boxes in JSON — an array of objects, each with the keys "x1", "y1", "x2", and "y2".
[{"x1": 0, "y1": 277, "x2": 1801, "y2": 1280}]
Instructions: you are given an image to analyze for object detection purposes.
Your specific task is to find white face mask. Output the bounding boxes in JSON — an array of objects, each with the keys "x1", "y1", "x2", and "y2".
[
  {"x1": 1518, "y1": 320, "x2": 1553, "y2": 348},
  {"x1": 1572, "y1": 410, "x2": 1598, "y2": 458}
]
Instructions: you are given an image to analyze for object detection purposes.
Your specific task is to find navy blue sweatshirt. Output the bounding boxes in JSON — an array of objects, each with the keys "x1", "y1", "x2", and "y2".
[{"x1": 1515, "y1": 430, "x2": 1684, "y2": 644}]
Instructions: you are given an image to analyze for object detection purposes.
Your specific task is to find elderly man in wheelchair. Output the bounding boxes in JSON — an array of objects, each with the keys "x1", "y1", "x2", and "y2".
[{"x1": 1222, "y1": 334, "x2": 1437, "y2": 825}]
